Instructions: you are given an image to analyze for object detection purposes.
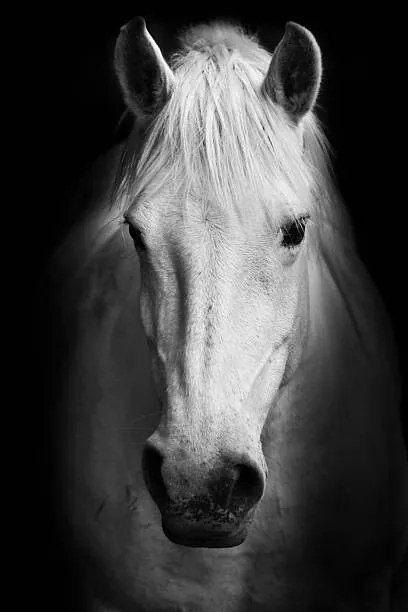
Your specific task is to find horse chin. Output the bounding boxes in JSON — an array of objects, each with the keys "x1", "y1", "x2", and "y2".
[{"x1": 162, "y1": 521, "x2": 248, "y2": 548}]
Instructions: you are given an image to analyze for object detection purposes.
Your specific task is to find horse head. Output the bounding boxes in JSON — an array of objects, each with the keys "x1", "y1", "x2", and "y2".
[{"x1": 114, "y1": 18, "x2": 322, "y2": 547}]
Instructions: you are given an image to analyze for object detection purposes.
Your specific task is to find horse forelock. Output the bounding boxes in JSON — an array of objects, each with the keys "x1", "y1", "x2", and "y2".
[{"x1": 113, "y1": 21, "x2": 351, "y2": 241}]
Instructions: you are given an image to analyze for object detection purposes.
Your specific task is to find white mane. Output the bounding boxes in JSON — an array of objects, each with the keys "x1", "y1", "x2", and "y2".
[{"x1": 114, "y1": 22, "x2": 352, "y2": 242}]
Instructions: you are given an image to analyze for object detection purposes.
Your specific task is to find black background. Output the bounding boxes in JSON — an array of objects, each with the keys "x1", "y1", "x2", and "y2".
[{"x1": 25, "y1": 4, "x2": 405, "y2": 610}]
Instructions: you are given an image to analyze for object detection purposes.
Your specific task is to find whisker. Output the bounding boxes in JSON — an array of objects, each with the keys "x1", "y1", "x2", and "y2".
[
  {"x1": 130, "y1": 411, "x2": 162, "y2": 424},
  {"x1": 126, "y1": 441, "x2": 151, "y2": 447},
  {"x1": 114, "y1": 427, "x2": 156, "y2": 432}
]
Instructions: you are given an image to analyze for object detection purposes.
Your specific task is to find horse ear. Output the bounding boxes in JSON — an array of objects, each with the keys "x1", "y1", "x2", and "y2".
[
  {"x1": 262, "y1": 22, "x2": 322, "y2": 124},
  {"x1": 114, "y1": 17, "x2": 175, "y2": 120}
]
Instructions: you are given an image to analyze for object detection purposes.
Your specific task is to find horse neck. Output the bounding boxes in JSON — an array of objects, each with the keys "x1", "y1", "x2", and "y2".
[{"x1": 302, "y1": 223, "x2": 399, "y2": 399}]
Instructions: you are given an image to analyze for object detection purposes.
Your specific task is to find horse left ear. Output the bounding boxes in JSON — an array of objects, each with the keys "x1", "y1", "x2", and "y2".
[
  {"x1": 262, "y1": 22, "x2": 322, "y2": 124},
  {"x1": 114, "y1": 17, "x2": 175, "y2": 121}
]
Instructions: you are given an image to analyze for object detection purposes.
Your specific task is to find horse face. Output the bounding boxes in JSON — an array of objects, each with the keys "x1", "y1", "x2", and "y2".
[
  {"x1": 117, "y1": 18, "x2": 321, "y2": 547},
  {"x1": 125, "y1": 191, "x2": 310, "y2": 546}
]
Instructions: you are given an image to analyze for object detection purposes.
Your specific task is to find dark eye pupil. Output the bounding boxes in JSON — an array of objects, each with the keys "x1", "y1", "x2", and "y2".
[
  {"x1": 281, "y1": 217, "x2": 308, "y2": 248},
  {"x1": 127, "y1": 223, "x2": 146, "y2": 251}
]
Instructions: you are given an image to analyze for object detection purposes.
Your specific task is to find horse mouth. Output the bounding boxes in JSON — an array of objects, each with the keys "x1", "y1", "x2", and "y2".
[
  {"x1": 162, "y1": 521, "x2": 248, "y2": 548},
  {"x1": 157, "y1": 495, "x2": 257, "y2": 548}
]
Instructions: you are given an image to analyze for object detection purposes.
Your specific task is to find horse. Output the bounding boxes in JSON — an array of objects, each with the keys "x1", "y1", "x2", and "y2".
[{"x1": 49, "y1": 17, "x2": 408, "y2": 611}]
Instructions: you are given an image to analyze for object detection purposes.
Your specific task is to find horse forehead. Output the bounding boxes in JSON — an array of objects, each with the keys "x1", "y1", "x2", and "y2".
[
  {"x1": 155, "y1": 205, "x2": 258, "y2": 256},
  {"x1": 142, "y1": 191, "x2": 290, "y2": 236}
]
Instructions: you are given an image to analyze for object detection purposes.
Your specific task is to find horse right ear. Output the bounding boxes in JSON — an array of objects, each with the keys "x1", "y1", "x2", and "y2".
[{"x1": 114, "y1": 17, "x2": 175, "y2": 121}]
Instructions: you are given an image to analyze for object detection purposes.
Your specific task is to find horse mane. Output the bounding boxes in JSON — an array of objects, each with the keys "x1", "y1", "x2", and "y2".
[{"x1": 113, "y1": 21, "x2": 353, "y2": 243}]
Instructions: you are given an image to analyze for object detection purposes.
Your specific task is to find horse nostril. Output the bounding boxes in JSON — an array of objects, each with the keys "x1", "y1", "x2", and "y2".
[
  {"x1": 230, "y1": 462, "x2": 265, "y2": 509},
  {"x1": 142, "y1": 442, "x2": 169, "y2": 508}
]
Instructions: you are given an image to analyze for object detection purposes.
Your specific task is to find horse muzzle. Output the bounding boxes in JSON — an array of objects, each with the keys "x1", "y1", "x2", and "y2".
[{"x1": 142, "y1": 440, "x2": 265, "y2": 548}]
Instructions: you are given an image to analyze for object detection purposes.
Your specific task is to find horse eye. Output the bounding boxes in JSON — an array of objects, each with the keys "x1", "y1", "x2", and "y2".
[
  {"x1": 126, "y1": 220, "x2": 146, "y2": 252},
  {"x1": 280, "y1": 216, "x2": 309, "y2": 249}
]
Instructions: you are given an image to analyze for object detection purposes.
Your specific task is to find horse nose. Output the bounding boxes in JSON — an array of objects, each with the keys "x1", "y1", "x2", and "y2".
[
  {"x1": 142, "y1": 440, "x2": 265, "y2": 513},
  {"x1": 142, "y1": 442, "x2": 169, "y2": 508},
  {"x1": 217, "y1": 462, "x2": 265, "y2": 510}
]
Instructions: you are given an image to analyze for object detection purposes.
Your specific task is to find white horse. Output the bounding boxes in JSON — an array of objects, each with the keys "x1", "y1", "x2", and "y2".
[{"x1": 50, "y1": 18, "x2": 408, "y2": 611}]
